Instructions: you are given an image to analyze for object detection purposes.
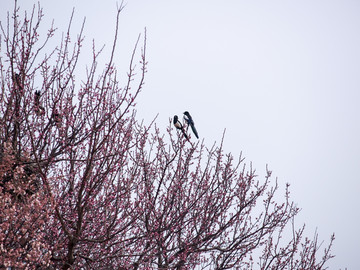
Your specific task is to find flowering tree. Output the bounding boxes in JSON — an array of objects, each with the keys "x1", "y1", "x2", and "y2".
[{"x1": 0, "y1": 3, "x2": 334, "y2": 269}]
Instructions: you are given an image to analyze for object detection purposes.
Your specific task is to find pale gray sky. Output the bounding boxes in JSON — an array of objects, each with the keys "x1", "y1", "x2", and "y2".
[{"x1": 2, "y1": 1, "x2": 359, "y2": 269}]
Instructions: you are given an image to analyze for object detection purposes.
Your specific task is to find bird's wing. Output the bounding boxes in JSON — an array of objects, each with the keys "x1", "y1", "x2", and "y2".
[{"x1": 183, "y1": 115, "x2": 189, "y2": 124}]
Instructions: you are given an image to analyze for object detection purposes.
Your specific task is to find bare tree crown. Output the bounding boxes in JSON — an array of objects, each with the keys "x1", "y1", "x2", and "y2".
[{"x1": 0, "y1": 3, "x2": 334, "y2": 269}]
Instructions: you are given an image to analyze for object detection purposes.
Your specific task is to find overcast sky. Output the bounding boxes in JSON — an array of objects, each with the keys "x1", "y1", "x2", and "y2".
[{"x1": 2, "y1": 1, "x2": 359, "y2": 269}]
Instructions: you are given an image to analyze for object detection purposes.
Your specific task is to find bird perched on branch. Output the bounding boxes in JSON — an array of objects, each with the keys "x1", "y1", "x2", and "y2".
[
  {"x1": 183, "y1": 111, "x2": 199, "y2": 139},
  {"x1": 173, "y1": 115, "x2": 188, "y2": 140},
  {"x1": 34, "y1": 91, "x2": 45, "y2": 116},
  {"x1": 13, "y1": 73, "x2": 23, "y2": 90},
  {"x1": 52, "y1": 109, "x2": 62, "y2": 128}
]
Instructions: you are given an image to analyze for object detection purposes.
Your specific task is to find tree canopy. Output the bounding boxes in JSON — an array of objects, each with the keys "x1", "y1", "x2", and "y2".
[{"x1": 0, "y1": 3, "x2": 334, "y2": 269}]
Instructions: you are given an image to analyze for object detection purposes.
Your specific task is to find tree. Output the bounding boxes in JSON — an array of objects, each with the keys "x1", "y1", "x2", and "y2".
[{"x1": 0, "y1": 3, "x2": 334, "y2": 269}]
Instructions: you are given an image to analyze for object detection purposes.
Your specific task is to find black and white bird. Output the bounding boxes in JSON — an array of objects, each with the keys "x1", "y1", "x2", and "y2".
[
  {"x1": 173, "y1": 115, "x2": 188, "y2": 140},
  {"x1": 14, "y1": 73, "x2": 23, "y2": 90},
  {"x1": 183, "y1": 111, "x2": 199, "y2": 139},
  {"x1": 34, "y1": 91, "x2": 45, "y2": 116},
  {"x1": 52, "y1": 109, "x2": 62, "y2": 128}
]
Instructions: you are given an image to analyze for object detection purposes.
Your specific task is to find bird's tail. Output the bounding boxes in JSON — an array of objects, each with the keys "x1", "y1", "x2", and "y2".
[
  {"x1": 191, "y1": 125, "x2": 199, "y2": 139},
  {"x1": 181, "y1": 128, "x2": 189, "y2": 141}
]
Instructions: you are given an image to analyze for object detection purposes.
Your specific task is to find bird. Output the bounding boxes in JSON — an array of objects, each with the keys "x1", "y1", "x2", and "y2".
[
  {"x1": 34, "y1": 91, "x2": 45, "y2": 116},
  {"x1": 173, "y1": 115, "x2": 188, "y2": 140},
  {"x1": 183, "y1": 111, "x2": 199, "y2": 139},
  {"x1": 52, "y1": 109, "x2": 62, "y2": 128},
  {"x1": 13, "y1": 73, "x2": 23, "y2": 90}
]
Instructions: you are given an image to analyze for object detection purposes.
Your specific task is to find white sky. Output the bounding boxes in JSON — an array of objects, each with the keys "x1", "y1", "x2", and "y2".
[{"x1": 2, "y1": 1, "x2": 359, "y2": 269}]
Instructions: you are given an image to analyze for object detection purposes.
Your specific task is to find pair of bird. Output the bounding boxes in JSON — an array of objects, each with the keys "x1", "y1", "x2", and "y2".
[{"x1": 173, "y1": 111, "x2": 199, "y2": 140}]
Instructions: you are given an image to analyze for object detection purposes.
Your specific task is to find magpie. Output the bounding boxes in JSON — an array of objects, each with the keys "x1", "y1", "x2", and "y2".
[
  {"x1": 14, "y1": 73, "x2": 23, "y2": 90},
  {"x1": 183, "y1": 111, "x2": 199, "y2": 139},
  {"x1": 34, "y1": 91, "x2": 45, "y2": 116},
  {"x1": 52, "y1": 109, "x2": 62, "y2": 128},
  {"x1": 173, "y1": 115, "x2": 188, "y2": 140}
]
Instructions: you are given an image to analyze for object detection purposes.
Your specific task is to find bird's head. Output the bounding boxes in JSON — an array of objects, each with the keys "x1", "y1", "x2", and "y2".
[
  {"x1": 173, "y1": 115, "x2": 179, "y2": 124},
  {"x1": 183, "y1": 111, "x2": 190, "y2": 117}
]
